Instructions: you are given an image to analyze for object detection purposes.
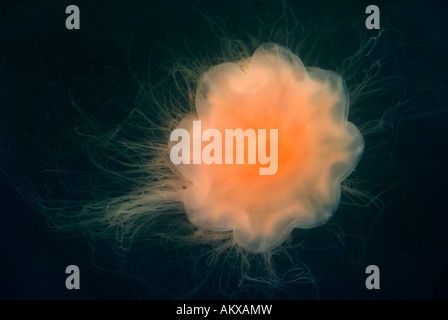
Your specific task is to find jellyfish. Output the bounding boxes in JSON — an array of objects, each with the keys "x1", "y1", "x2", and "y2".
[
  {"x1": 0, "y1": 31, "x2": 387, "y2": 299},
  {"x1": 3, "y1": 1, "x2": 441, "y2": 299},
  {"x1": 169, "y1": 43, "x2": 364, "y2": 253}
]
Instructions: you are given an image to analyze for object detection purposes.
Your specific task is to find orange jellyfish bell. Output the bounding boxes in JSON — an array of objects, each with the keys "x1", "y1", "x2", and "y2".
[{"x1": 170, "y1": 43, "x2": 364, "y2": 253}]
